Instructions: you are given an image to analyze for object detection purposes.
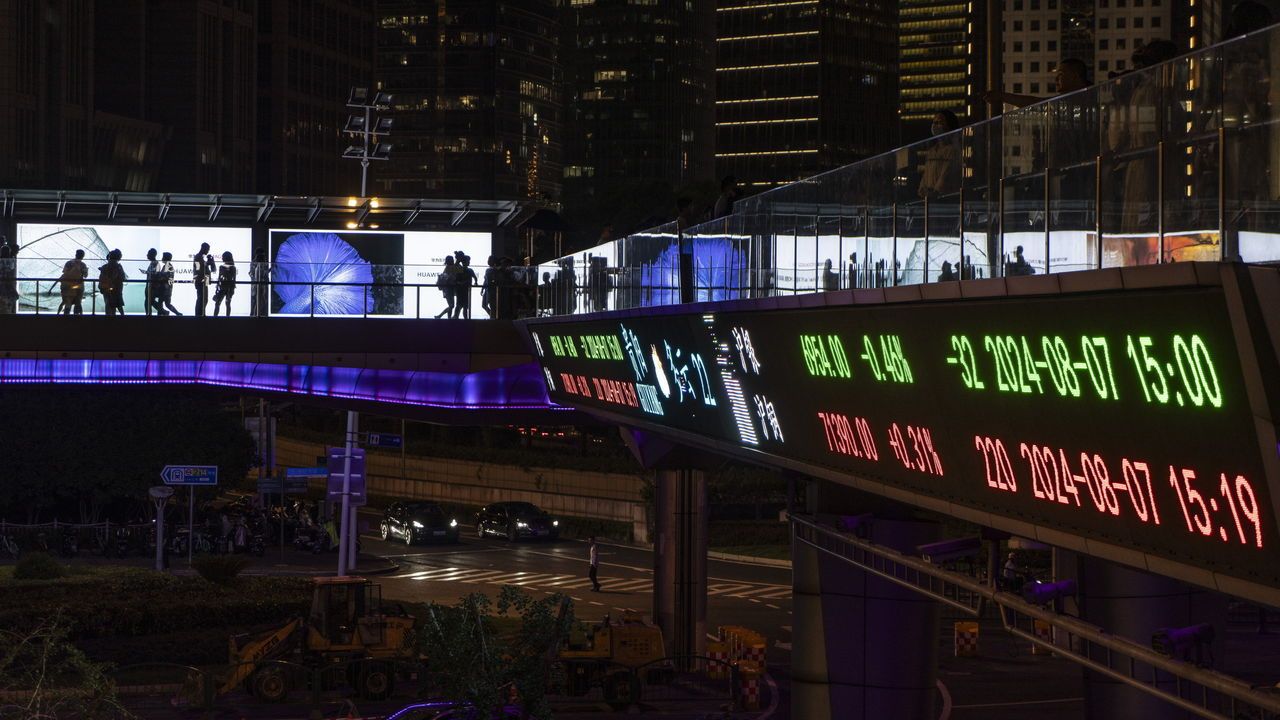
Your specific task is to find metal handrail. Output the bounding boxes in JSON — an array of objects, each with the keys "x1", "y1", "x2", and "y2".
[{"x1": 791, "y1": 514, "x2": 1280, "y2": 720}]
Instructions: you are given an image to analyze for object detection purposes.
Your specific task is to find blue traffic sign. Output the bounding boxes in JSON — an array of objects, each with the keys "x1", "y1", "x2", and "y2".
[
  {"x1": 286, "y1": 466, "x2": 328, "y2": 478},
  {"x1": 161, "y1": 465, "x2": 219, "y2": 486},
  {"x1": 367, "y1": 432, "x2": 403, "y2": 449}
]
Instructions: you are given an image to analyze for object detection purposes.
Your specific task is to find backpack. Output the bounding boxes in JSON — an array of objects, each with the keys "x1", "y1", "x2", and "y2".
[{"x1": 98, "y1": 264, "x2": 119, "y2": 293}]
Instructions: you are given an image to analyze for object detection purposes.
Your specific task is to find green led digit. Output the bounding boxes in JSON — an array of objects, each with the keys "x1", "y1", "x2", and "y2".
[
  {"x1": 1052, "y1": 336, "x2": 1082, "y2": 397},
  {"x1": 1191, "y1": 335, "x2": 1223, "y2": 408},
  {"x1": 1020, "y1": 336, "x2": 1044, "y2": 394},
  {"x1": 1091, "y1": 336, "x2": 1119, "y2": 401},
  {"x1": 1080, "y1": 336, "x2": 1111, "y2": 399},
  {"x1": 1134, "y1": 335, "x2": 1170, "y2": 404},
  {"x1": 1041, "y1": 337, "x2": 1067, "y2": 395},
  {"x1": 1173, "y1": 335, "x2": 1204, "y2": 407},
  {"x1": 1125, "y1": 336, "x2": 1152, "y2": 403}
]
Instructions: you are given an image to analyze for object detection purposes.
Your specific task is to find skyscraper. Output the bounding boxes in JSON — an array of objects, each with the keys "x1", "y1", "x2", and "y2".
[
  {"x1": 373, "y1": 1, "x2": 562, "y2": 204},
  {"x1": 560, "y1": 0, "x2": 716, "y2": 242},
  {"x1": 715, "y1": 0, "x2": 898, "y2": 191},
  {"x1": 139, "y1": 0, "x2": 258, "y2": 193},
  {"x1": 257, "y1": 1, "x2": 376, "y2": 197},
  {"x1": 0, "y1": 0, "x2": 97, "y2": 189},
  {"x1": 898, "y1": 0, "x2": 987, "y2": 138}
]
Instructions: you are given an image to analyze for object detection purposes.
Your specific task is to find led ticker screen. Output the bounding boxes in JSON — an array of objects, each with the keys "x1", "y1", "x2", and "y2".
[{"x1": 526, "y1": 287, "x2": 1280, "y2": 590}]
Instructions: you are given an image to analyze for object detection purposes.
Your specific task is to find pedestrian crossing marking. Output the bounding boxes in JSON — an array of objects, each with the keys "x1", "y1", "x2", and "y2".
[{"x1": 391, "y1": 562, "x2": 789, "y2": 600}]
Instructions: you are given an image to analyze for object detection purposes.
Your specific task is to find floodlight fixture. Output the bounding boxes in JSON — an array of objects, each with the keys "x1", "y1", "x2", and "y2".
[
  {"x1": 370, "y1": 143, "x2": 393, "y2": 161},
  {"x1": 1021, "y1": 578, "x2": 1077, "y2": 605},
  {"x1": 344, "y1": 115, "x2": 367, "y2": 134},
  {"x1": 347, "y1": 87, "x2": 370, "y2": 107},
  {"x1": 374, "y1": 117, "x2": 394, "y2": 134},
  {"x1": 373, "y1": 91, "x2": 393, "y2": 108}
]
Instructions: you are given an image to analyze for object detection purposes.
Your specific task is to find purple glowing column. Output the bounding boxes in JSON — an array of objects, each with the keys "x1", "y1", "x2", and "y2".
[{"x1": 792, "y1": 484, "x2": 940, "y2": 719}]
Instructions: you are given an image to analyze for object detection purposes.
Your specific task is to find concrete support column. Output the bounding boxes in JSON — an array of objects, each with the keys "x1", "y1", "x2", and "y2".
[
  {"x1": 1076, "y1": 557, "x2": 1227, "y2": 719},
  {"x1": 652, "y1": 467, "x2": 707, "y2": 662},
  {"x1": 792, "y1": 483, "x2": 940, "y2": 719}
]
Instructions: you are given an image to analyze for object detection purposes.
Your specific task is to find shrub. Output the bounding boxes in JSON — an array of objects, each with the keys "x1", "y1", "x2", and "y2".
[
  {"x1": 12, "y1": 552, "x2": 66, "y2": 580},
  {"x1": 192, "y1": 555, "x2": 251, "y2": 586}
]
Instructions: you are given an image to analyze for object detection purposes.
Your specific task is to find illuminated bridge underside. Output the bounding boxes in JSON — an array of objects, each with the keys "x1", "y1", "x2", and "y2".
[
  {"x1": 523, "y1": 263, "x2": 1280, "y2": 607},
  {"x1": 0, "y1": 317, "x2": 567, "y2": 423}
]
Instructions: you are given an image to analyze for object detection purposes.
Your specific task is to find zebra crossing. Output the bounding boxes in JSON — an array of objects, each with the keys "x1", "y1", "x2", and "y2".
[{"x1": 388, "y1": 563, "x2": 791, "y2": 600}]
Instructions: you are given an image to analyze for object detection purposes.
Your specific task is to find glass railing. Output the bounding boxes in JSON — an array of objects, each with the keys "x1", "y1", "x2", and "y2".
[
  {"x1": 0, "y1": 259, "x2": 539, "y2": 319},
  {"x1": 539, "y1": 22, "x2": 1280, "y2": 316}
]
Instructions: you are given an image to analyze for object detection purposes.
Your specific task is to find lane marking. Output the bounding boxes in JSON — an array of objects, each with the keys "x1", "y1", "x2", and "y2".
[
  {"x1": 708, "y1": 583, "x2": 755, "y2": 596},
  {"x1": 760, "y1": 672, "x2": 780, "y2": 719},
  {"x1": 953, "y1": 698, "x2": 1083, "y2": 709},
  {"x1": 732, "y1": 585, "x2": 790, "y2": 598},
  {"x1": 599, "y1": 579, "x2": 653, "y2": 593},
  {"x1": 765, "y1": 604, "x2": 780, "y2": 610}
]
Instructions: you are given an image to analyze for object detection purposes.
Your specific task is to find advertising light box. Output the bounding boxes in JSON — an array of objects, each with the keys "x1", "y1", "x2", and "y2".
[
  {"x1": 526, "y1": 283, "x2": 1280, "y2": 592},
  {"x1": 268, "y1": 229, "x2": 490, "y2": 319},
  {"x1": 15, "y1": 224, "x2": 252, "y2": 315}
]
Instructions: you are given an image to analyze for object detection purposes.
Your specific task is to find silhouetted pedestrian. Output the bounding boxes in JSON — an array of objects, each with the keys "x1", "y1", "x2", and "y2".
[
  {"x1": 0, "y1": 245, "x2": 15, "y2": 315},
  {"x1": 213, "y1": 251, "x2": 237, "y2": 316},
  {"x1": 435, "y1": 255, "x2": 460, "y2": 318},
  {"x1": 193, "y1": 242, "x2": 214, "y2": 316},
  {"x1": 144, "y1": 248, "x2": 160, "y2": 317},
  {"x1": 58, "y1": 250, "x2": 88, "y2": 315},
  {"x1": 453, "y1": 254, "x2": 477, "y2": 319},
  {"x1": 249, "y1": 249, "x2": 269, "y2": 317},
  {"x1": 156, "y1": 252, "x2": 181, "y2": 316},
  {"x1": 98, "y1": 249, "x2": 127, "y2": 316}
]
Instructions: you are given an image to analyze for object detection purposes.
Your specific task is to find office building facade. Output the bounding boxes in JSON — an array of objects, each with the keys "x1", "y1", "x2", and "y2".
[
  {"x1": 898, "y1": 0, "x2": 987, "y2": 138},
  {"x1": 373, "y1": 1, "x2": 562, "y2": 204},
  {"x1": 560, "y1": 0, "x2": 716, "y2": 240},
  {"x1": 715, "y1": 0, "x2": 898, "y2": 190},
  {"x1": 258, "y1": 0, "x2": 376, "y2": 197}
]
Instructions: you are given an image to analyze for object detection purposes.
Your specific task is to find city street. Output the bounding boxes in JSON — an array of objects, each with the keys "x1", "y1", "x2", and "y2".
[{"x1": 355, "y1": 521, "x2": 1091, "y2": 720}]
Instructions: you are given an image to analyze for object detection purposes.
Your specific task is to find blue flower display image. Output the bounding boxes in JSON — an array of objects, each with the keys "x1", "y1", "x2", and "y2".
[{"x1": 273, "y1": 232, "x2": 374, "y2": 315}]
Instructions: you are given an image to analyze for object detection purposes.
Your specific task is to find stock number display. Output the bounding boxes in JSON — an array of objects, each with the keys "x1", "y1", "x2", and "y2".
[{"x1": 526, "y1": 286, "x2": 1279, "y2": 590}]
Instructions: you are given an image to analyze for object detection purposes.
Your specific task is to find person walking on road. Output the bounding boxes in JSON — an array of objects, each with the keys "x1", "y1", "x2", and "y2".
[{"x1": 588, "y1": 536, "x2": 602, "y2": 592}]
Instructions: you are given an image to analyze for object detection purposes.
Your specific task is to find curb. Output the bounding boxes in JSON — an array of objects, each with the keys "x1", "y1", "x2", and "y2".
[{"x1": 708, "y1": 551, "x2": 792, "y2": 569}]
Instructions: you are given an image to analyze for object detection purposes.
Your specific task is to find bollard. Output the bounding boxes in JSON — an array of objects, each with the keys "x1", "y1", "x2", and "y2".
[
  {"x1": 953, "y1": 621, "x2": 979, "y2": 657},
  {"x1": 1031, "y1": 619, "x2": 1054, "y2": 655},
  {"x1": 736, "y1": 661, "x2": 762, "y2": 711},
  {"x1": 706, "y1": 641, "x2": 730, "y2": 680}
]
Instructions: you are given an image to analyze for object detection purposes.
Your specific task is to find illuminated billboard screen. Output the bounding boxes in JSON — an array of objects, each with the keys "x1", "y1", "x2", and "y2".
[
  {"x1": 525, "y1": 284, "x2": 1280, "y2": 591},
  {"x1": 268, "y1": 229, "x2": 490, "y2": 319},
  {"x1": 15, "y1": 224, "x2": 252, "y2": 315}
]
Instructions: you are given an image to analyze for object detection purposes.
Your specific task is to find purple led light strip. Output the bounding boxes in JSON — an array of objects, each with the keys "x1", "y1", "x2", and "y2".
[{"x1": 0, "y1": 359, "x2": 567, "y2": 412}]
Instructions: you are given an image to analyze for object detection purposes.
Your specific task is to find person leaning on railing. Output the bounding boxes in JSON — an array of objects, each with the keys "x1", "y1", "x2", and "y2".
[{"x1": 984, "y1": 57, "x2": 1091, "y2": 110}]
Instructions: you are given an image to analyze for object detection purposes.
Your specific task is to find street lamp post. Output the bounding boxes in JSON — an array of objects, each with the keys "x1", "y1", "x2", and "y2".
[{"x1": 343, "y1": 87, "x2": 394, "y2": 198}]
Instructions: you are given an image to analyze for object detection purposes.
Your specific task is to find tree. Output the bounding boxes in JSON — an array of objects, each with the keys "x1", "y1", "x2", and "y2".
[
  {"x1": 417, "y1": 587, "x2": 575, "y2": 720},
  {"x1": 0, "y1": 387, "x2": 257, "y2": 523},
  {"x1": 0, "y1": 611, "x2": 133, "y2": 719}
]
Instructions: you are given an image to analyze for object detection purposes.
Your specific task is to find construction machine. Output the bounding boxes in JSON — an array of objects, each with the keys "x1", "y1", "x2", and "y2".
[
  {"x1": 218, "y1": 576, "x2": 417, "y2": 702},
  {"x1": 552, "y1": 611, "x2": 669, "y2": 708}
]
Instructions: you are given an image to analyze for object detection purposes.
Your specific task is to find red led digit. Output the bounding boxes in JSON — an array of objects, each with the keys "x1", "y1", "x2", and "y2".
[
  {"x1": 1093, "y1": 454, "x2": 1120, "y2": 515},
  {"x1": 1121, "y1": 459, "x2": 1151, "y2": 522},
  {"x1": 1055, "y1": 447, "x2": 1082, "y2": 506},
  {"x1": 1168, "y1": 466, "x2": 1193, "y2": 532},
  {"x1": 1234, "y1": 475, "x2": 1263, "y2": 548},
  {"x1": 1082, "y1": 451, "x2": 1107, "y2": 513},
  {"x1": 996, "y1": 439, "x2": 1017, "y2": 492},
  {"x1": 1023, "y1": 442, "x2": 1050, "y2": 501},
  {"x1": 1221, "y1": 473, "x2": 1247, "y2": 545}
]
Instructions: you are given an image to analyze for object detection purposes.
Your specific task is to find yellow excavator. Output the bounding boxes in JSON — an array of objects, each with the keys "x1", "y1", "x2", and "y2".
[
  {"x1": 218, "y1": 576, "x2": 417, "y2": 702},
  {"x1": 552, "y1": 611, "x2": 669, "y2": 708}
]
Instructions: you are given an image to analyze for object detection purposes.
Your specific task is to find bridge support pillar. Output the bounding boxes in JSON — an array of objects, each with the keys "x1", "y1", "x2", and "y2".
[
  {"x1": 652, "y1": 467, "x2": 707, "y2": 662},
  {"x1": 1075, "y1": 556, "x2": 1227, "y2": 719},
  {"x1": 793, "y1": 485, "x2": 940, "y2": 720}
]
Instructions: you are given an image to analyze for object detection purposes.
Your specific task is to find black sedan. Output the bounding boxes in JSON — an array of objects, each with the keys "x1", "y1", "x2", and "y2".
[
  {"x1": 475, "y1": 501, "x2": 560, "y2": 541},
  {"x1": 380, "y1": 501, "x2": 460, "y2": 545}
]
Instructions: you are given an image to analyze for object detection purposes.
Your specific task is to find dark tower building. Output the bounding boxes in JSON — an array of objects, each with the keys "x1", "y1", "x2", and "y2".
[
  {"x1": 132, "y1": 0, "x2": 258, "y2": 193},
  {"x1": 373, "y1": 1, "x2": 562, "y2": 203},
  {"x1": 898, "y1": 0, "x2": 986, "y2": 139},
  {"x1": 715, "y1": 0, "x2": 898, "y2": 191},
  {"x1": 560, "y1": 0, "x2": 716, "y2": 242},
  {"x1": 0, "y1": 0, "x2": 96, "y2": 189},
  {"x1": 257, "y1": 1, "x2": 376, "y2": 196}
]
